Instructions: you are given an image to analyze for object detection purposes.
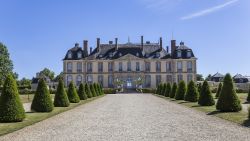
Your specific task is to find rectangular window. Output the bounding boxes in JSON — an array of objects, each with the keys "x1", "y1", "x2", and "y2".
[
  {"x1": 177, "y1": 75, "x2": 183, "y2": 83},
  {"x1": 98, "y1": 75, "x2": 104, "y2": 86},
  {"x1": 67, "y1": 62, "x2": 73, "y2": 73},
  {"x1": 156, "y1": 75, "x2": 161, "y2": 86},
  {"x1": 166, "y1": 62, "x2": 171, "y2": 72},
  {"x1": 177, "y1": 62, "x2": 182, "y2": 73},
  {"x1": 127, "y1": 62, "x2": 131, "y2": 71},
  {"x1": 144, "y1": 75, "x2": 151, "y2": 88},
  {"x1": 177, "y1": 51, "x2": 182, "y2": 58},
  {"x1": 77, "y1": 62, "x2": 82, "y2": 73},
  {"x1": 108, "y1": 75, "x2": 113, "y2": 87},
  {"x1": 187, "y1": 74, "x2": 193, "y2": 82},
  {"x1": 87, "y1": 75, "x2": 93, "y2": 83},
  {"x1": 98, "y1": 62, "x2": 103, "y2": 72},
  {"x1": 167, "y1": 75, "x2": 172, "y2": 83},
  {"x1": 187, "y1": 61, "x2": 192, "y2": 73},
  {"x1": 119, "y1": 62, "x2": 123, "y2": 72},
  {"x1": 108, "y1": 62, "x2": 113, "y2": 72},
  {"x1": 156, "y1": 62, "x2": 161, "y2": 72},
  {"x1": 136, "y1": 62, "x2": 140, "y2": 71},
  {"x1": 87, "y1": 62, "x2": 92, "y2": 72},
  {"x1": 145, "y1": 62, "x2": 150, "y2": 72}
]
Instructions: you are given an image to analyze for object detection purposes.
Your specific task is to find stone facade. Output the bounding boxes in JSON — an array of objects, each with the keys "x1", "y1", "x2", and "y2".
[{"x1": 63, "y1": 37, "x2": 197, "y2": 89}]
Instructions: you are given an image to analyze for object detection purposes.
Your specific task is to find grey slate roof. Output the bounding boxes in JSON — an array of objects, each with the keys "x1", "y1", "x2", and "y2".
[{"x1": 212, "y1": 72, "x2": 225, "y2": 78}]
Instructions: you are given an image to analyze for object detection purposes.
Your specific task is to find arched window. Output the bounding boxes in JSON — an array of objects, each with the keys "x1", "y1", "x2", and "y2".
[
  {"x1": 68, "y1": 51, "x2": 72, "y2": 59},
  {"x1": 76, "y1": 75, "x2": 82, "y2": 86},
  {"x1": 136, "y1": 52, "x2": 139, "y2": 57},
  {"x1": 67, "y1": 75, "x2": 73, "y2": 86}
]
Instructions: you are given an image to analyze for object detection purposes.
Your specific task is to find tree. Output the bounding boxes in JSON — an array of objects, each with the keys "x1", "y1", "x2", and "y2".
[
  {"x1": 175, "y1": 81, "x2": 186, "y2": 100},
  {"x1": 90, "y1": 84, "x2": 97, "y2": 97},
  {"x1": 170, "y1": 83, "x2": 177, "y2": 98},
  {"x1": 17, "y1": 77, "x2": 31, "y2": 87},
  {"x1": 54, "y1": 79, "x2": 70, "y2": 107},
  {"x1": 205, "y1": 74, "x2": 212, "y2": 81},
  {"x1": 185, "y1": 81, "x2": 199, "y2": 102},
  {"x1": 31, "y1": 79, "x2": 54, "y2": 112},
  {"x1": 78, "y1": 83, "x2": 88, "y2": 100},
  {"x1": 215, "y1": 83, "x2": 222, "y2": 98},
  {"x1": 0, "y1": 43, "x2": 14, "y2": 86},
  {"x1": 159, "y1": 83, "x2": 164, "y2": 96},
  {"x1": 0, "y1": 74, "x2": 25, "y2": 122},
  {"x1": 93, "y1": 83, "x2": 100, "y2": 96},
  {"x1": 216, "y1": 73, "x2": 242, "y2": 112},
  {"x1": 85, "y1": 83, "x2": 92, "y2": 98},
  {"x1": 99, "y1": 84, "x2": 104, "y2": 95},
  {"x1": 53, "y1": 72, "x2": 63, "y2": 82},
  {"x1": 39, "y1": 68, "x2": 55, "y2": 80},
  {"x1": 165, "y1": 83, "x2": 171, "y2": 97},
  {"x1": 196, "y1": 74, "x2": 204, "y2": 81},
  {"x1": 198, "y1": 80, "x2": 215, "y2": 106},
  {"x1": 197, "y1": 83, "x2": 202, "y2": 94},
  {"x1": 247, "y1": 88, "x2": 250, "y2": 102},
  {"x1": 67, "y1": 81, "x2": 80, "y2": 103}
]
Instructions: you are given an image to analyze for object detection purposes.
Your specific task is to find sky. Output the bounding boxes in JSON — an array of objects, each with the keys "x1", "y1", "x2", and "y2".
[{"x1": 0, "y1": 0, "x2": 250, "y2": 79}]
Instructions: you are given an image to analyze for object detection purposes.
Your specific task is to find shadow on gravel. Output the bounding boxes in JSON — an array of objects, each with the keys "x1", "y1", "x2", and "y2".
[
  {"x1": 191, "y1": 105, "x2": 202, "y2": 107},
  {"x1": 178, "y1": 101, "x2": 190, "y2": 104},
  {"x1": 242, "y1": 120, "x2": 250, "y2": 127},
  {"x1": 207, "y1": 111, "x2": 221, "y2": 115},
  {"x1": 243, "y1": 101, "x2": 250, "y2": 104}
]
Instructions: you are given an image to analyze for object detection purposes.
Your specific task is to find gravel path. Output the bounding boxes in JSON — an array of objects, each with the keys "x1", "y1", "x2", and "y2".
[{"x1": 1, "y1": 94, "x2": 250, "y2": 141}]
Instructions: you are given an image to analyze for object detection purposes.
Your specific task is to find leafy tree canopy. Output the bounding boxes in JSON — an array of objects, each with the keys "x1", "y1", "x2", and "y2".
[{"x1": 39, "y1": 68, "x2": 55, "y2": 80}]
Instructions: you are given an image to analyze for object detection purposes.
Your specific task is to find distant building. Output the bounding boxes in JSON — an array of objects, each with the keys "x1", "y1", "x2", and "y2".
[
  {"x1": 211, "y1": 72, "x2": 224, "y2": 82},
  {"x1": 233, "y1": 74, "x2": 249, "y2": 83},
  {"x1": 31, "y1": 73, "x2": 58, "y2": 91},
  {"x1": 63, "y1": 36, "x2": 197, "y2": 89}
]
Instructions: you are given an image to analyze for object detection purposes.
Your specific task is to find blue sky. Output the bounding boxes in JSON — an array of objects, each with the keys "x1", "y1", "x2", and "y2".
[{"x1": 0, "y1": 0, "x2": 250, "y2": 79}]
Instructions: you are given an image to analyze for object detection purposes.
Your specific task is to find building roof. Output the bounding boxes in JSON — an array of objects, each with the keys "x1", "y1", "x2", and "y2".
[
  {"x1": 64, "y1": 40, "x2": 195, "y2": 60},
  {"x1": 233, "y1": 74, "x2": 246, "y2": 79},
  {"x1": 212, "y1": 72, "x2": 224, "y2": 78}
]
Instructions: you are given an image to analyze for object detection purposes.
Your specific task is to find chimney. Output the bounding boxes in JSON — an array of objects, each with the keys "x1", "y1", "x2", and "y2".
[
  {"x1": 141, "y1": 36, "x2": 144, "y2": 50},
  {"x1": 115, "y1": 38, "x2": 118, "y2": 50},
  {"x1": 75, "y1": 43, "x2": 79, "y2": 47},
  {"x1": 96, "y1": 38, "x2": 100, "y2": 52},
  {"x1": 83, "y1": 40, "x2": 88, "y2": 56},
  {"x1": 90, "y1": 47, "x2": 93, "y2": 53},
  {"x1": 160, "y1": 37, "x2": 163, "y2": 50},
  {"x1": 166, "y1": 46, "x2": 169, "y2": 53},
  {"x1": 171, "y1": 40, "x2": 176, "y2": 56}
]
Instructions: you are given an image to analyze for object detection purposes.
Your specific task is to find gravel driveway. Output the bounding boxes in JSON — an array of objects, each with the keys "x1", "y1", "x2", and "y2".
[{"x1": 1, "y1": 94, "x2": 250, "y2": 141}]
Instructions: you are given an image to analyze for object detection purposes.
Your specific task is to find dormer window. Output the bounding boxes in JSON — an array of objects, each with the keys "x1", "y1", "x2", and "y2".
[
  {"x1": 145, "y1": 54, "x2": 149, "y2": 57},
  {"x1": 187, "y1": 50, "x2": 192, "y2": 58},
  {"x1": 177, "y1": 50, "x2": 182, "y2": 58},
  {"x1": 99, "y1": 54, "x2": 103, "y2": 58},
  {"x1": 77, "y1": 51, "x2": 82, "y2": 59},
  {"x1": 136, "y1": 53, "x2": 139, "y2": 57},
  {"x1": 119, "y1": 53, "x2": 122, "y2": 57},
  {"x1": 68, "y1": 51, "x2": 72, "y2": 59},
  {"x1": 109, "y1": 53, "x2": 113, "y2": 58},
  {"x1": 156, "y1": 52, "x2": 160, "y2": 58}
]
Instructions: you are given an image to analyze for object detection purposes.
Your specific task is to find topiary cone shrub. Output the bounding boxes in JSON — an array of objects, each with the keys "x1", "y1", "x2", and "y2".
[
  {"x1": 100, "y1": 84, "x2": 104, "y2": 95},
  {"x1": 215, "y1": 83, "x2": 222, "y2": 98},
  {"x1": 185, "y1": 80, "x2": 199, "y2": 102},
  {"x1": 94, "y1": 83, "x2": 100, "y2": 96},
  {"x1": 162, "y1": 83, "x2": 167, "y2": 96},
  {"x1": 247, "y1": 87, "x2": 250, "y2": 102},
  {"x1": 67, "y1": 81, "x2": 80, "y2": 103},
  {"x1": 31, "y1": 79, "x2": 54, "y2": 112},
  {"x1": 85, "y1": 83, "x2": 92, "y2": 98},
  {"x1": 197, "y1": 83, "x2": 202, "y2": 94},
  {"x1": 0, "y1": 74, "x2": 25, "y2": 122},
  {"x1": 165, "y1": 83, "x2": 171, "y2": 97},
  {"x1": 175, "y1": 81, "x2": 186, "y2": 100},
  {"x1": 156, "y1": 85, "x2": 160, "y2": 95},
  {"x1": 216, "y1": 73, "x2": 242, "y2": 112},
  {"x1": 198, "y1": 80, "x2": 215, "y2": 106},
  {"x1": 159, "y1": 83, "x2": 164, "y2": 96},
  {"x1": 170, "y1": 82, "x2": 177, "y2": 98},
  {"x1": 78, "y1": 83, "x2": 88, "y2": 100},
  {"x1": 54, "y1": 79, "x2": 70, "y2": 107},
  {"x1": 90, "y1": 84, "x2": 97, "y2": 97}
]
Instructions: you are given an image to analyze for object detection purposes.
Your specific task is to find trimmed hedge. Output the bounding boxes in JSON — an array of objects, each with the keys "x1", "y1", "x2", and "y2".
[
  {"x1": 216, "y1": 74, "x2": 242, "y2": 112},
  {"x1": 0, "y1": 74, "x2": 25, "y2": 122},
  {"x1": 162, "y1": 83, "x2": 167, "y2": 96},
  {"x1": 31, "y1": 79, "x2": 54, "y2": 112},
  {"x1": 141, "y1": 88, "x2": 156, "y2": 93},
  {"x1": 198, "y1": 80, "x2": 215, "y2": 106},
  {"x1": 159, "y1": 84, "x2": 164, "y2": 95},
  {"x1": 94, "y1": 83, "x2": 100, "y2": 96},
  {"x1": 103, "y1": 88, "x2": 116, "y2": 94},
  {"x1": 54, "y1": 79, "x2": 70, "y2": 107},
  {"x1": 170, "y1": 83, "x2": 177, "y2": 98},
  {"x1": 78, "y1": 83, "x2": 88, "y2": 100},
  {"x1": 90, "y1": 84, "x2": 97, "y2": 97},
  {"x1": 215, "y1": 83, "x2": 222, "y2": 98},
  {"x1": 175, "y1": 81, "x2": 186, "y2": 100},
  {"x1": 185, "y1": 80, "x2": 199, "y2": 102},
  {"x1": 85, "y1": 83, "x2": 93, "y2": 98},
  {"x1": 67, "y1": 81, "x2": 80, "y2": 103}
]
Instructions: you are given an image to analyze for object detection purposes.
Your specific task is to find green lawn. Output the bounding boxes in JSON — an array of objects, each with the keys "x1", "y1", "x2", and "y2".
[
  {"x1": 155, "y1": 94, "x2": 250, "y2": 127},
  {"x1": 0, "y1": 95, "x2": 105, "y2": 136}
]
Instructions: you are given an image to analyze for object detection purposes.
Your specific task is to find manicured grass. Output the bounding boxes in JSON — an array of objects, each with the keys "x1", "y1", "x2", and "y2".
[
  {"x1": 20, "y1": 94, "x2": 55, "y2": 103},
  {"x1": 154, "y1": 94, "x2": 250, "y2": 127},
  {"x1": 0, "y1": 95, "x2": 105, "y2": 136}
]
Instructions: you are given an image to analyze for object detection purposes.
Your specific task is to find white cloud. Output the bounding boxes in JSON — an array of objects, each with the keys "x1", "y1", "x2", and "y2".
[{"x1": 180, "y1": 0, "x2": 239, "y2": 20}]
